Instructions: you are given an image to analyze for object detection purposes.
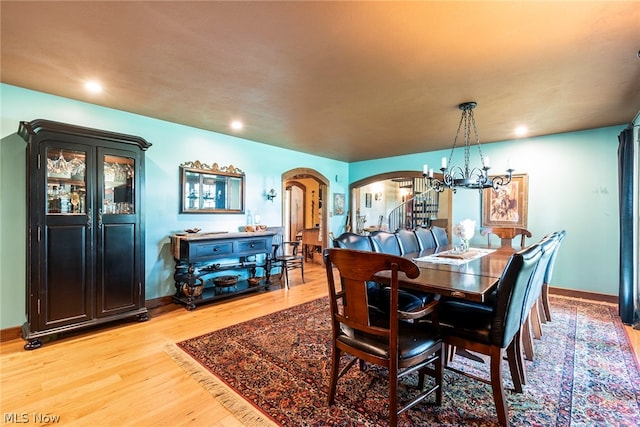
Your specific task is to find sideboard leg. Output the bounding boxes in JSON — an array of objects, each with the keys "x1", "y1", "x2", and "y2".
[{"x1": 24, "y1": 339, "x2": 43, "y2": 351}]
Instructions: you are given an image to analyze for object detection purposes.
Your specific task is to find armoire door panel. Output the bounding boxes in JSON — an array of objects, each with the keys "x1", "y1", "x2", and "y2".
[
  {"x1": 98, "y1": 222, "x2": 137, "y2": 316},
  {"x1": 43, "y1": 224, "x2": 91, "y2": 328}
]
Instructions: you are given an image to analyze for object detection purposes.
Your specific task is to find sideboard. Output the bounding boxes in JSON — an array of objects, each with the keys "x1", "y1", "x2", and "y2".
[{"x1": 170, "y1": 231, "x2": 275, "y2": 310}]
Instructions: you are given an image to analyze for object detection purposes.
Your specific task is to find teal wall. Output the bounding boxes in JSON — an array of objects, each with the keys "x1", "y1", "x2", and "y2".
[
  {"x1": 352, "y1": 125, "x2": 625, "y2": 297},
  {"x1": 0, "y1": 83, "x2": 627, "y2": 329},
  {"x1": 0, "y1": 84, "x2": 349, "y2": 329}
]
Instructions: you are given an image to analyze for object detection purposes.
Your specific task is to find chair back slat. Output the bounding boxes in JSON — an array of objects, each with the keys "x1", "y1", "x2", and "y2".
[
  {"x1": 481, "y1": 227, "x2": 532, "y2": 248},
  {"x1": 324, "y1": 249, "x2": 419, "y2": 330}
]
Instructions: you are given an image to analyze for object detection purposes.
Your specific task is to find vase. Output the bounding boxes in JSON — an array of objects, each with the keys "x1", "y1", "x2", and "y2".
[{"x1": 459, "y1": 239, "x2": 469, "y2": 253}]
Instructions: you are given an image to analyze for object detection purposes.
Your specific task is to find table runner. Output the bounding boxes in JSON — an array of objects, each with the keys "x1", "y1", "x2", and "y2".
[{"x1": 413, "y1": 247, "x2": 495, "y2": 266}]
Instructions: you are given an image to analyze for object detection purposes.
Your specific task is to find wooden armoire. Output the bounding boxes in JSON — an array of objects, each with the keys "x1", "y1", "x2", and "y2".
[{"x1": 18, "y1": 120, "x2": 151, "y2": 349}]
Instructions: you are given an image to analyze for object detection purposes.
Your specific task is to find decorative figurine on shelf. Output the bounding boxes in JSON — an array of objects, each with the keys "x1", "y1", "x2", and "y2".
[{"x1": 453, "y1": 219, "x2": 475, "y2": 253}]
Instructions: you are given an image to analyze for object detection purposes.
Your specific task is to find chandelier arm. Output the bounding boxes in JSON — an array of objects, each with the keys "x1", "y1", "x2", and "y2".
[{"x1": 489, "y1": 170, "x2": 514, "y2": 190}]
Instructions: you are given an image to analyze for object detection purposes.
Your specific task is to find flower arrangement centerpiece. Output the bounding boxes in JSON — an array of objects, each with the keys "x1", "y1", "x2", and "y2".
[{"x1": 452, "y1": 219, "x2": 476, "y2": 253}]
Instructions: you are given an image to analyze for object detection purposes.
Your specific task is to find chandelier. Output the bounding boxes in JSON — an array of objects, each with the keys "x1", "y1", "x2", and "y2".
[{"x1": 422, "y1": 102, "x2": 514, "y2": 193}]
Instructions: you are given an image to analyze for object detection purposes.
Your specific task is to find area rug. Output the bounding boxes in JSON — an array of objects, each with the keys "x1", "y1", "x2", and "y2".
[{"x1": 167, "y1": 297, "x2": 640, "y2": 426}]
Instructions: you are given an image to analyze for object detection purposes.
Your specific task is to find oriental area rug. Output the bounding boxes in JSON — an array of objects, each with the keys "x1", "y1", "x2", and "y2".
[{"x1": 166, "y1": 296, "x2": 640, "y2": 426}]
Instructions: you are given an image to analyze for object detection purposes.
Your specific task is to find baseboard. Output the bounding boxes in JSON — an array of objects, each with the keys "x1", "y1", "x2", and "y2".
[
  {"x1": 0, "y1": 326, "x2": 22, "y2": 343},
  {"x1": 549, "y1": 286, "x2": 618, "y2": 304},
  {"x1": 0, "y1": 288, "x2": 619, "y2": 343},
  {"x1": 0, "y1": 295, "x2": 178, "y2": 344}
]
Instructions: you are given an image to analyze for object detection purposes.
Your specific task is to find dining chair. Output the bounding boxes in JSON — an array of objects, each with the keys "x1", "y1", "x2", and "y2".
[
  {"x1": 540, "y1": 230, "x2": 566, "y2": 322},
  {"x1": 370, "y1": 230, "x2": 402, "y2": 255},
  {"x1": 430, "y1": 226, "x2": 449, "y2": 246},
  {"x1": 480, "y1": 227, "x2": 532, "y2": 248},
  {"x1": 436, "y1": 244, "x2": 543, "y2": 426},
  {"x1": 414, "y1": 226, "x2": 437, "y2": 251},
  {"x1": 395, "y1": 228, "x2": 421, "y2": 254},
  {"x1": 520, "y1": 234, "x2": 559, "y2": 361},
  {"x1": 332, "y1": 232, "x2": 374, "y2": 251},
  {"x1": 324, "y1": 248, "x2": 444, "y2": 427},
  {"x1": 267, "y1": 226, "x2": 304, "y2": 288},
  {"x1": 332, "y1": 232, "x2": 425, "y2": 315}
]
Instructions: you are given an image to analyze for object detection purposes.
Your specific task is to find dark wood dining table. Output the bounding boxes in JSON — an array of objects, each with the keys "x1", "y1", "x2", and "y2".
[{"x1": 374, "y1": 245, "x2": 516, "y2": 303}]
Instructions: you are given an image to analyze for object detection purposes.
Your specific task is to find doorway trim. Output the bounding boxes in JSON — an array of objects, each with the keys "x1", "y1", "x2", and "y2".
[{"x1": 281, "y1": 168, "x2": 330, "y2": 251}]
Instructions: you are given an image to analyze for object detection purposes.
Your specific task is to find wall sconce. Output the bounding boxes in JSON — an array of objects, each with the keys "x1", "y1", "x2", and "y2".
[
  {"x1": 374, "y1": 192, "x2": 383, "y2": 201},
  {"x1": 265, "y1": 188, "x2": 277, "y2": 202}
]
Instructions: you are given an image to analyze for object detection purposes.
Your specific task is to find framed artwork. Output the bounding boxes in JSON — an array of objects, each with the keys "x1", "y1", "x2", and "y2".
[
  {"x1": 482, "y1": 173, "x2": 529, "y2": 228},
  {"x1": 333, "y1": 193, "x2": 345, "y2": 215},
  {"x1": 365, "y1": 193, "x2": 372, "y2": 208}
]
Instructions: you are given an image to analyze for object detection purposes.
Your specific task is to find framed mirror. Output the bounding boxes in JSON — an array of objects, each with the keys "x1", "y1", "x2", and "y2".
[{"x1": 180, "y1": 161, "x2": 245, "y2": 214}]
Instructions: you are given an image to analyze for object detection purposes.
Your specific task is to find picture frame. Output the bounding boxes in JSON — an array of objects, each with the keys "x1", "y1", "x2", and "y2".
[
  {"x1": 365, "y1": 193, "x2": 372, "y2": 208},
  {"x1": 482, "y1": 173, "x2": 529, "y2": 228},
  {"x1": 333, "y1": 193, "x2": 345, "y2": 215}
]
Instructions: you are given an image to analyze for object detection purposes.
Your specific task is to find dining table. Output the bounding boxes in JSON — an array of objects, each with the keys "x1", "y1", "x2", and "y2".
[{"x1": 374, "y1": 244, "x2": 516, "y2": 303}]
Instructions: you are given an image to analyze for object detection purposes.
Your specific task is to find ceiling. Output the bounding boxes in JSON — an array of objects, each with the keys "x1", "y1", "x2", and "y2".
[{"x1": 2, "y1": 1, "x2": 639, "y2": 162}]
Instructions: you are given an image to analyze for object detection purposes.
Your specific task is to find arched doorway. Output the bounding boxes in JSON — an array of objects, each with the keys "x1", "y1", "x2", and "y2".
[
  {"x1": 349, "y1": 170, "x2": 452, "y2": 236},
  {"x1": 281, "y1": 168, "x2": 330, "y2": 260}
]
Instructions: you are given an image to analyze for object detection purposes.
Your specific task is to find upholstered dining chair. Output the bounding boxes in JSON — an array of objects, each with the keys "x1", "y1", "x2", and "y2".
[
  {"x1": 436, "y1": 244, "x2": 543, "y2": 426},
  {"x1": 395, "y1": 228, "x2": 421, "y2": 254},
  {"x1": 370, "y1": 230, "x2": 402, "y2": 255},
  {"x1": 540, "y1": 230, "x2": 567, "y2": 322},
  {"x1": 266, "y1": 226, "x2": 304, "y2": 288},
  {"x1": 520, "y1": 234, "x2": 559, "y2": 362},
  {"x1": 324, "y1": 248, "x2": 444, "y2": 427},
  {"x1": 414, "y1": 226, "x2": 437, "y2": 251},
  {"x1": 430, "y1": 226, "x2": 449, "y2": 246},
  {"x1": 481, "y1": 227, "x2": 532, "y2": 248},
  {"x1": 332, "y1": 231, "x2": 374, "y2": 251}
]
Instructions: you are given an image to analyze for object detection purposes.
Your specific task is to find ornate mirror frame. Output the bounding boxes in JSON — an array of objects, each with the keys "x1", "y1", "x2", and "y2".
[{"x1": 180, "y1": 161, "x2": 245, "y2": 214}]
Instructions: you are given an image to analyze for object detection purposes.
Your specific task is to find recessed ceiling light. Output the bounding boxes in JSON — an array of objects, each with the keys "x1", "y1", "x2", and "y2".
[
  {"x1": 84, "y1": 81, "x2": 103, "y2": 93},
  {"x1": 514, "y1": 126, "x2": 528, "y2": 137},
  {"x1": 230, "y1": 120, "x2": 244, "y2": 131}
]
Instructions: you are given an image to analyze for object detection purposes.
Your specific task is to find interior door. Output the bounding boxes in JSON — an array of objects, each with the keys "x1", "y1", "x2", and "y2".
[{"x1": 288, "y1": 184, "x2": 305, "y2": 242}]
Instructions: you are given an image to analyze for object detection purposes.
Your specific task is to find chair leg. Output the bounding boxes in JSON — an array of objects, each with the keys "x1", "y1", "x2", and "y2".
[
  {"x1": 327, "y1": 345, "x2": 341, "y2": 405},
  {"x1": 506, "y1": 336, "x2": 524, "y2": 393},
  {"x1": 283, "y1": 262, "x2": 290, "y2": 289},
  {"x1": 530, "y1": 302, "x2": 543, "y2": 339},
  {"x1": 522, "y1": 315, "x2": 535, "y2": 361},
  {"x1": 490, "y1": 346, "x2": 509, "y2": 426},
  {"x1": 435, "y1": 344, "x2": 444, "y2": 405},
  {"x1": 389, "y1": 364, "x2": 398, "y2": 427},
  {"x1": 513, "y1": 329, "x2": 527, "y2": 386},
  {"x1": 537, "y1": 295, "x2": 547, "y2": 324},
  {"x1": 541, "y1": 282, "x2": 552, "y2": 322},
  {"x1": 300, "y1": 260, "x2": 305, "y2": 283}
]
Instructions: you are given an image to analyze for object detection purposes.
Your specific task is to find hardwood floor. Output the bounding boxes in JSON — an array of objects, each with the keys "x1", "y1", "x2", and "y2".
[{"x1": 1, "y1": 261, "x2": 639, "y2": 426}]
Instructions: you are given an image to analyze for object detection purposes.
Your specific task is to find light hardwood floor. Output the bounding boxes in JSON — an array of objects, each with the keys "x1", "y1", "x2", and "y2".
[{"x1": 1, "y1": 261, "x2": 639, "y2": 426}]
